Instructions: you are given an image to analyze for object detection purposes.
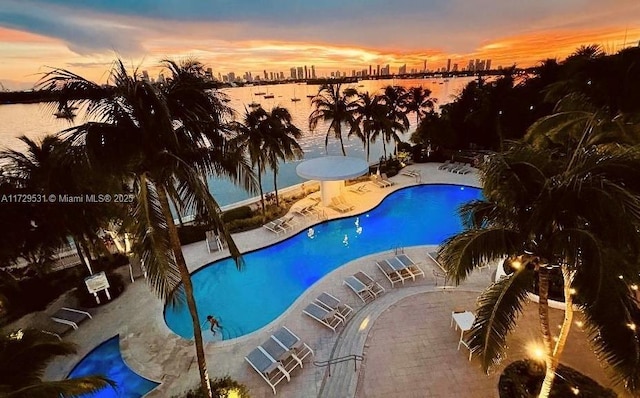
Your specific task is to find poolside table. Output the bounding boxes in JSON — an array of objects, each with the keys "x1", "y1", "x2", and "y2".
[{"x1": 451, "y1": 311, "x2": 476, "y2": 350}]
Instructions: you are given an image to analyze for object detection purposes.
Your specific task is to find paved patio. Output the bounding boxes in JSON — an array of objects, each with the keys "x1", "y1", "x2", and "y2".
[{"x1": 4, "y1": 163, "x2": 627, "y2": 397}]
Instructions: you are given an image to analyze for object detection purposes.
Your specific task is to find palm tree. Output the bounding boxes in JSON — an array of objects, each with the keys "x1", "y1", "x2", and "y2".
[
  {"x1": 0, "y1": 135, "x2": 122, "y2": 274},
  {"x1": 36, "y1": 59, "x2": 255, "y2": 398},
  {"x1": 349, "y1": 91, "x2": 376, "y2": 163},
  {"x1": 0, "y1": 328, "x2": 113, "y2": 397},
  {"x1": 264, "y1": 106, "x2": 303, "y2": 206},
  {"x1": 379, "y1": 85, "x2": 410, "y2": 157},
  {"x1": 309, "y1": 83, "x2": 359, "y2": 156},
  {"x1": 438, "y1": 143, "x2": 640, "y2": 397},
  {"x1": 405, "y1": 86, "x2": 436, "y2": 125}
]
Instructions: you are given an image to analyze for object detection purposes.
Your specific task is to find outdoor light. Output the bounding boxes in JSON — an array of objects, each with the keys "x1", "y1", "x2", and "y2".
[
  {"x1": 511, "y1": 259, "x2": 522, "y2": 270},
  {"x1": 569, "y1": 288, "x2": 577, "y2": 295},
  {"x1": 575, "y1": 320, "x2": 584, "y2": 328},
  {"x1": 571, "y1": 386, "x2": 580, "y2": 395},
  {"x1": 632, "y1": 284, "x2": 638, "y2": 291},
  {"x1": 627, "y1": 322, "x2": 636, "y2": 331},
  {"x1": 619, "y1": 275, "x2": 624, "y2": 280},
  {"x1": 526, "y1": 342, "x2": 546, "y2": 362}
]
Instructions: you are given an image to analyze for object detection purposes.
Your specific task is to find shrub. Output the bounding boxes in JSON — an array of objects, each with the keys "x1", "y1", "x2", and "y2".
[
  {"x1": 498, "y1": 360, "x2": 616, "y2": 398},
  {"x1": 177, "y1": 225, "x2": 208, "y2": 245},
  {"x1": 176, "y1": 376, "x2": 250, "y2": 398},
  {"x1": 222, "y1": 206, "x2": 253, "y2": 222}
]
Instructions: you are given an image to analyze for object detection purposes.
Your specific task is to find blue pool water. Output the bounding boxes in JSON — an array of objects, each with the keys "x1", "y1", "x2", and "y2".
[
  {"x1": 67, "y1": 336, "x2": 159, "y2": 397},
  {"x1": 165, "y1": 184, "x2": 481, "y2": 340}
]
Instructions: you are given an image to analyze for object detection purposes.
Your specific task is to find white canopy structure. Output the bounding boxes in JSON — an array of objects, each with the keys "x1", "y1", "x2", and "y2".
[{"x1": 296, "y1": 156, "x2": 369, "y2": 206}]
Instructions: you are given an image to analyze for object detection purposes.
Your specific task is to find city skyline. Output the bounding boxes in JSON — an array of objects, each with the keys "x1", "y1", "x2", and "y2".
[{"x1": 0, "y1": 1, "x2": 639, "y2": 89}]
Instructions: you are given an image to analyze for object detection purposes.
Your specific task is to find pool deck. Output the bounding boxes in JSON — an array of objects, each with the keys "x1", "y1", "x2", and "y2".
[{"x1": 7, "y1": 163, "x2": 627, "y2": 397}]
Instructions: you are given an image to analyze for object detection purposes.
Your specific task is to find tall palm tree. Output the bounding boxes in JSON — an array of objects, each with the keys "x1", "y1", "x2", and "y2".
[
  {"x1": 379, "y1": 85, "x2": 410, "y2": 157},
  {"x1": 0, "y1": 328, "x2": 113, "y2": 398},
  {"x1": 309, "y1": 83, "x2": 358, "y2": 156},
  {"x1": 36, "y1": 59, "x2": 255, "y2": 398},
  {"x1": 0, "y1": 135, "x2": 122, "y2": 274},
  {"x1": 405, "y1": 86, "x2": 436, "y2": 125},
  {"x1": 264, "y1": 106, "x2": 303, "y2": 206},
  {"x1": 438, "y1": 143, "x2": 640, "y2": 397}
]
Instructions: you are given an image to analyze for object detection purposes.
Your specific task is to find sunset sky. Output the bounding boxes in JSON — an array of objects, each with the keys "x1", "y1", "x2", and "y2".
[{"x1": 0, "y1": 0, "x2": 639, "y2": 90}]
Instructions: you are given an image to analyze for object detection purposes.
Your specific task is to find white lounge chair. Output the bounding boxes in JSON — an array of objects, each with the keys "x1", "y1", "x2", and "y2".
[
  {"x1": 401, "y1": 169, "x2": 421, "y2": 178},
  {"x1": 302, "y1": 302, "x2": 343, "y2": 332},
  {"x1": 315, "y1": 292, "x2": 353, "y2": 321},
  {"x1": 370, "y1": 175, "x2": 391, "y2": 188},
  {"x1": 380, "y1": 173, "x2": 394, "y2": 186},
  {"x1": 438, "y1": 160, "x2": 452, "y2": 170},
  {"x1": 272, "y1": 326, "x2": 314, "y2": 364},
  {"x1": 337, "y1": 195, "x2": 354, "y2": 210},
  {"x1": 343, "y1": 276, "x2": 376, "y2": 303},
  {"x1": 273, "y1": 327, "x2": 314, "y2": 360},
  {"x1": 353, "y1": 271, "x2": 385, "y2": 297},
  {"x1": 376, "y1": 260, "x2": 406, "y2": 287},
  {"x1": 330, "y1": 197, "x2": 351, "y2": 213},
  {"x1": 205, "y1": 230, "x2": 226, "y2": 253},
  {"x1": 263, "y1": 219, "x2": 285, "y2": 234},
  {"x1": 50, "y1": 307, "x2": 92, "y2": 330},
  {"x1": 428, "y1": 251, "x2": 450, "y2": 286},
  {"x1": 245, "y1": 346, "x2": 290, "y2": 395},
  {"x1": 278, "y1": 215, "x2": 297, "y2": 232},
  {"x1": 261, "y1": 336, "x2": 302, "y2": 373},
  {"x1": 395, "y1": 254, "x2": 425, "y2": 279},
  {"x1": 348, "y1": 184, "x2": 371, "y2": 195}
]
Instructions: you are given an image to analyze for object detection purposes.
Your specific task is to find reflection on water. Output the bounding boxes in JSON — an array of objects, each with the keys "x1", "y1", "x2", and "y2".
[{"x1": 0, "y1": 77, "x2": 473, "y2": 206}]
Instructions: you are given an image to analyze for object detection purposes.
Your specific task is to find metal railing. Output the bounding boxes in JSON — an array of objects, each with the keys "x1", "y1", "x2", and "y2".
[{"x1": 313, "y1": 354, "x2": 364, "y2": 377}]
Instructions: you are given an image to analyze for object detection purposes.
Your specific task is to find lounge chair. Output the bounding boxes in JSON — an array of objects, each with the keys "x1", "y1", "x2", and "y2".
[
  {"x1": 205, "y1": 230, "x2": 226, "y2": 253},
  {"x1": 443, "y1": 162, "x2": 462, "y2": 172},
  {"x1": 330, "y1": 197, "x2": 351, "y2": 213},
  {"x1": 349, "y1": 184, "x2": 371, "y2": 195},
  {"x1": 261, "y1": 336, "x2": 302, "y2": 372},
  {"x1": 380, "y1": 173, "x2": 394, "y2": 186},
  {"x1": 315, "y1": 292, "x2": 353, "y2": 321},
  {"x1": 302, "y1": 302, "x2": 343, "y2": 332},
  {"x1": 272, "y1": 326, "x2": 314, "y2": 364},
  {"x1": 370, "y1": 175, "x2": 391, "y2": 188},
  {"x1": 263, "y1": 219, "x2": 285, "y2": 234},
  {"x1": 278, "y1": 215, "x2": 297, "y2": 232},
  {"x1": 245, "y1": 346, "x2": 290, "y2": 395},
  {"x1": 353, "y1": 271, "x2": 385, "y2": 297},
  {"x1": 50, "y1": 307, "x2": 92, "y2": 330},
  {"x1": 383, "y1": 257, "x2": 416, "y2": 282},
  {"x1": 376, "y1": 260, "x2": 406, "y2": 287},
  {"x1": 42, "y1": 321, "x2": 76, "y2": 340},
  {"x1": 438, "y1": 160, "x2": 452, "y2": 170},
  {"x1": 343, "y1": 276, "x2": 376, "y2": 303},
  {"x1": 395, "y1": 254, "x2": 425, "y2": 279},
  {"x1": 337, "y1": 195, "x2": 355, "y2": 210},
  {"x1": 401, "y1": 169, "x2": 421, "y2": 178}
]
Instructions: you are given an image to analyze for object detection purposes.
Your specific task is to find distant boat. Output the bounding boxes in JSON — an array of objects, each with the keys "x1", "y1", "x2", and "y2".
[
  {"x1": 248, "y1": 101, "x2": 261, "y2": 108},
  {"x1": 291, "y1": 89, "x2": 301, "y2": 102},
  {"x1": 254, "y1": 91, "x2": 266, "y2": 95},
  {"x1": 357, "y1": 84, "x2": 364, "y2": 87},
  {"x1": 306, "y1": 94, "x2": 315, "y2": 98},
  {"x1": 264, "y1": 94, "x2": 274, "y2": 99}
]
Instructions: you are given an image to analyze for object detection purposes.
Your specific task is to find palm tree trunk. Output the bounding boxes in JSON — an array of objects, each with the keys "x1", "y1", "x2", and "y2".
[
  {"x1": 337, "y1": 125, "x2": 346, "y2": 156},
  {"x1": 257, "y1": 163, "x2": 265, "y2": 216},
  {"x1": 273, "y1": 169, "x2": 279, "y2": 206},
  {"x1": 538, "y1": 267, "x2": 576, "y2": 398},
  {"x1": 157, "y1": 187, "x2": 212, "y2": 398},
  {"x1": 537, "y1": 266, "x2": 553, "y2": 353}
]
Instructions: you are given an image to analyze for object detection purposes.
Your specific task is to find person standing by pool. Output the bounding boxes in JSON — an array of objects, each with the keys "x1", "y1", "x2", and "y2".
[{"x1": 206, "y1": 315, "x2": 222, "y2": 335}]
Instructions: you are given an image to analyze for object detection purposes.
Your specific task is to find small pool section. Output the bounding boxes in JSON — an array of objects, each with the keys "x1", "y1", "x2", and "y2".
[
  {"x1": 165, "y1": 184, "x2": 481, "y2": 340},
  {"x1": 67, "y1": 335, "x2": 159, "y2": 397}
]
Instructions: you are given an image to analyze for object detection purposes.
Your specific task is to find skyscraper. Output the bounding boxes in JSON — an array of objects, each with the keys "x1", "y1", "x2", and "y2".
[
  {"x1": 452, "y1": 63, "x2": 458, "y2": 72},
  {"x1": 304, "y1": 65, "x2": 308, "y2": 79},
  {"x1": 485, "y1": 59, "x2": 492, "y2": 70},
  {"x1": 297, "y1": 66, "x2": 304, "y2": 79},
  {"x1": 264, "y1": 70, "x2": 268, "y2": 79},
  {"x1": 399, "y1": 64, "x2": 406, "y2": 74},
  {"x1": 311, "y1": 65, "x2": 316, "y2": 79},
  {"x1": 446, "y1": 59, "x2": 451, "y2": 72},
  {"x1": 377, "y1": 65, "x2": 380, "y2": 75},
  {"x1": 290, "y1": 67, "x2": 296, "y2": 79}
]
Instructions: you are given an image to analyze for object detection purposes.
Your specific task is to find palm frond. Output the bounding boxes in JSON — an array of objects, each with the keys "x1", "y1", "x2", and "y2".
[
  {"x1": 7, "y1": 377, "x2": 114, "y2": 398},
  {"x1": 468, "y1": 268, "x2": 535, "y2": 372},
  {"x1": 130, "y1": 174, "x2": 181, "y2": 303},
  {"x1": 438, "y1": 228, "x2": 521, "y2": 284}
]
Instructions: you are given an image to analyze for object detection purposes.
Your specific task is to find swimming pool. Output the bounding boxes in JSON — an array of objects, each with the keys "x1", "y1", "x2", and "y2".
[
  {"x1": 67, "y1": 335, "x2": 159, "y2": 397},
  {"x1": 164, "y1": 184, "x2": 481, "y2": 340}
]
